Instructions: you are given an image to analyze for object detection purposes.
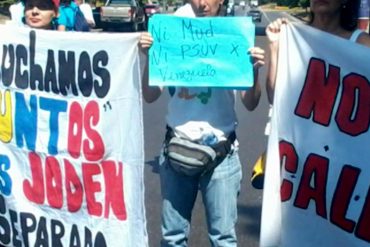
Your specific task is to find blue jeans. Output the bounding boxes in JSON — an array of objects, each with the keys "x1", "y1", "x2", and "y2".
[{"x1": 159, "y1": 147, "x2": 242, "y2": 247}]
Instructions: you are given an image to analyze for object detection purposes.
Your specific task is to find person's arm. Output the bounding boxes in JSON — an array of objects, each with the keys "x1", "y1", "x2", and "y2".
[
  {"x1": 266, "y1": 41, "x2": 278, "y2": 104},
  {"x1": 57, "y1": 8, "x2": 67, "y2": 31},
  {"x1": 265, "y1": 18, "x2": 288, "y2": 104},
  {"x1": 139, "y1": 32, "x2": 163, "y2": 103},
  {"x1": 357, "y1": 32, "x2": 370, "y2": 48},
  {"x1": 58, "y1": 25, "x2": 67, "y2": 31},
  {"x1": 241, "y1": 47, "x2": 264, "y2": 111}
]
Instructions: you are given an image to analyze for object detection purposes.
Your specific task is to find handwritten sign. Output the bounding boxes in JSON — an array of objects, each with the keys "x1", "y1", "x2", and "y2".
[{"x1": 148, "y1": 15, "x2": 255, "y2": 88}]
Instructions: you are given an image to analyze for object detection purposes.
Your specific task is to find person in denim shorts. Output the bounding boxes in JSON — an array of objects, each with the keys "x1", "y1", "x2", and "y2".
[{"x1": 139, "y1": 0, "x2": 265, "y2": 245}]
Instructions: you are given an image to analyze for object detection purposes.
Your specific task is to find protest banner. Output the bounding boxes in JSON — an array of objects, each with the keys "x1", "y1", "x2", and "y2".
[
  {"x1": 260, "y1": 23, "x2": 370, "y2": 247},
  {"x1": 148, "y1": 15, "x2": 255, "y2": 88},
  {"x1": 0, "y1": 25, "x2": 148, "y2": 247}
]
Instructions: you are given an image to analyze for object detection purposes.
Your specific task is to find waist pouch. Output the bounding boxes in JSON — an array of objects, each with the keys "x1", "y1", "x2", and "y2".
[{"x1": 164, "y1": 128, "x2": 236, "y2": 176}]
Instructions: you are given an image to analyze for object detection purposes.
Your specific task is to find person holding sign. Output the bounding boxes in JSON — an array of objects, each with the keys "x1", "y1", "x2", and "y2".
[
  {"x1": 140, "y1": 0, "x2": 264, "y2": 246},
  {"x1": 261, "y1": 0, "x2": 370, "y2": 246},
  {"x1": 23, "y1": 0, "x2": 60, "y2": 30},
  {"x1": 266, "y1": 0, "x2": 370, "y2": 104}
]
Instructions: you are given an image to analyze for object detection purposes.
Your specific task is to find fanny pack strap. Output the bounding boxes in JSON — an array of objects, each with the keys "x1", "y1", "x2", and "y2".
[
  {"x1": 212, "y1": 131, "x2": 236, "y2": 157},
  {"x1": 165, "y1": 126, "x2": 236, "y2": 156}
]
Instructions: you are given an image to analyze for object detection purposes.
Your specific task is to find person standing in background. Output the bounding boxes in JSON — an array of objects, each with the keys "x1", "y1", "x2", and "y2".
[
  {"x1": 9, "y1": 0, "x2": 25, "y2": 26},
  {"x1": 57, "y1": 0, "x2": 78, "y2": 31},
  {"x1": 266, "y1": 0, "x2": 370, "y2": 104},
  {"x1": 75, "y1": 0, "x2": 95, "y2": 28},
  {"x1": 358, "y1": 0, "x2": 370, "y2": 31}
]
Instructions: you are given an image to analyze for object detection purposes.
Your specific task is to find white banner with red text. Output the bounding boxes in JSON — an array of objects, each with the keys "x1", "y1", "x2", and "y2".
[
  {"x1": 0, "y1": 25, "x2": 147, "y2": 247},
  {"x1": 260, "y1": 23, "x2": 370, "y2": 247}
]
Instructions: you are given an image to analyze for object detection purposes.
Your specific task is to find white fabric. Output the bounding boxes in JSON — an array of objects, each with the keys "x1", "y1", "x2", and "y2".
[
  {"x1": 0, "y1": 25, "x2": 147, "y2": 247},
  {"x1": 261, "y1": 22, "x2": 370, "y2": 247},
  {"x1": 79, "y1": 3, "x2": 95, "y2": 27},
  {"x1": 166, "y1": 4, "x2": 238, "y2": 141},
  {"x1": 9, "y1": 2, "x2": 25, "y2": 26},
  {"x1": 174, "y1": 3, "x2": 196, "y2": 17}
]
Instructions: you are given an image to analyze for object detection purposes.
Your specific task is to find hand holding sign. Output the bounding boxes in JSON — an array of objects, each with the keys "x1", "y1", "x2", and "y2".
[{"x1": 148, "y1": 15, "x2": 255, "y2": 88}]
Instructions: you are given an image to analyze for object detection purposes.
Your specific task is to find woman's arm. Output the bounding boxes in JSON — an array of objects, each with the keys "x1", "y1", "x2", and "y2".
[
  {"x1": 139, "y1": 32, "x2": 163, "y2": 103},
  {"x1": 57, "y1": 8, "x2": 67, "y2": 31},
  {"x1": 265, "y1": 18, "x2": 288, "y2": 104},
  {"x1": 241, "y1": 47, "x2": 265, "y2": 111},
  {"x1": 266, "y1": 41, "x2": 278, "y2": 104}
]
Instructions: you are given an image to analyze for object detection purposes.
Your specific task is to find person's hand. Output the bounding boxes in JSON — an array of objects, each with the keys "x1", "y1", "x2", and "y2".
[
  {"x1": 139, "y1": 32, "x2": 153, "y2": 52},
  {"x1": 265, "y1": 18, "x2": 288, "y2": 44},
  {"x1": 248, "y1": 47, "x2": 265, "y2": 69}
]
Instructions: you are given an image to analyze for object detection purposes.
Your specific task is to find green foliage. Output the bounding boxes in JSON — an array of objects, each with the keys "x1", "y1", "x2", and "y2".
[
  {"x1": 0, "y1": 0, "x2": 16, "y2": 7},
  {"x1": 288, "y1": 0, "x2": 299, "y2": 7},
  {"x1": 94, "y1": 0, "x2": 105, "y2": 6},
  {"x1": 299, "y1": 0, "x2": 309, "y2": 9},
  {"x1": 276, "y1": 0, "x2": 288, "y2": 6},
  {"x1": 259, "y1": 0, "x2": 270, "y2": 5},
  {"x1": 0, "y1": 0, "x2": 16, "y2": 15},
  {"x1": 276, "y1": 0, "x2": 300, "y2": 7},
  {"x1": 167, "y1": 0, "x2": 175, "y2": 5}
]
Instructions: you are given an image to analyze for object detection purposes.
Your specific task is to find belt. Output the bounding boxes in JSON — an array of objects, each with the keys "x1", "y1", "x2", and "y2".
[{"x1": 165, "y1": 126, "x2": 236, "y2": 155}]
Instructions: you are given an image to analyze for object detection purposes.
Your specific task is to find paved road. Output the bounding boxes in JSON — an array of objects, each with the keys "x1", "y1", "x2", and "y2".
[{"x1": 143, "y1": 9, "x2": 301, "y2": 247}]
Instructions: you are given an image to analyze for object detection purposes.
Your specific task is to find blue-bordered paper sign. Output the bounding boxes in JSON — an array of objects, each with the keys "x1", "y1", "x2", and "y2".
[{"x1": 148, "y1": 15, "x2": 255, "y2": 88}]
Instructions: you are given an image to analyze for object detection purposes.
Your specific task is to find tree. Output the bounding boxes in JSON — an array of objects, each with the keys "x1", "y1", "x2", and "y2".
[
  {"x1": 288, "y1": 0, "x2": 299, "y2": 7},
  {"x1": 299, "y1": 0, "x2": 309, "y2": 12},
  {"x1": 259, "y1": 0, "x2": 270, "y2": 5},
  {"x1": 0, "y1": 0, "x2": 16, "y2": 15},
  {"x1": 276, "y1": 0, "x2": 287, "y2": 6}
]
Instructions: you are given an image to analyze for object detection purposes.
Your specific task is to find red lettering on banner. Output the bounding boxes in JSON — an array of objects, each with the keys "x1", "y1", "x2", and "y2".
[
  {"x1": 82, "y1": 163, "x2": 102, "y2": 217},
  {"x1": 295, "y1": 58, "x2": 340, "y2": 126},
  {"x1": 65, "y1": 159, "x2": 83, "y2": 212},
  {"x1": 330, "y1": 165, "x2": 359, "y2": 232},
  {"x1": 45, "y1": 156, "x2": 63, "y2": 209},
  {"x1": 83, "y1": 101, "x2": 105, "y2": 161},
  {"x1": 23, "y1": 153, "x2": 45, "y2": 204},
  {"x1": 23, "y1": 153, "x2": 126, "y2": 221},
  {"x1": 280, "y1": 140, "x2": 298, "y2": 201},
  {"x1": 355, "y1": 188, "x2": 370, "y2": 242},
  {"x1": 67, "y1": 101, "x2": 105, "y2": 161},
  {"x1": 68, "y1": 102, "x2": 83, "y2": 159},
  {"x1": 294, "y1": 153, "x2": 328, "y2": 218},
  {"x1": 102, "y1": 161, "x2": 127, "y2": 220},
  {"x1": 295, "y1": 58, "x2": 369, "y2": 136},
  {"x1": 279, "y1": 141, "x2": 370, "y2": 243},
  {"x1": 335, "y1": 74, "x2": 370, "y2": 136}
]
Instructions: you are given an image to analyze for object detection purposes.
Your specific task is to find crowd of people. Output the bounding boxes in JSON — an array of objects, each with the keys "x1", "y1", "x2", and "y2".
[{"x1": 4, "y1": 0, "x2": 370, "y2": 246}]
